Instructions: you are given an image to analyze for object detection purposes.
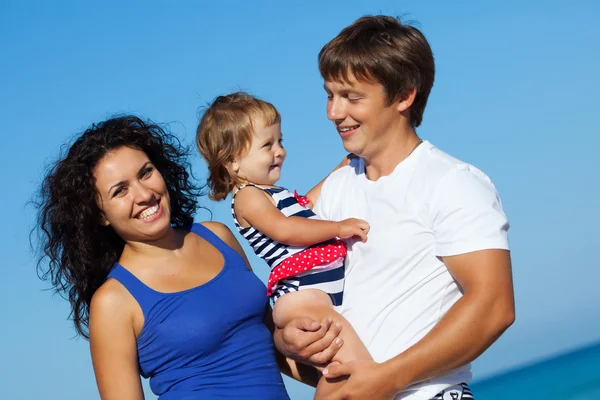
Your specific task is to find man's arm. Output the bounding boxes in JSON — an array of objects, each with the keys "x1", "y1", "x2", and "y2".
[
  {"x1": 387, "y1": 249, "x2": 514, "y2": 385},
  {"x1": 305, "y1": 154, "x2": 355, "y2": 206},
  {"x1": 317, "y1": 168, "x2": 514, "y2": 399},
  {"x1": 322, "y1": 249, "x2": 514, "y2": 398},
  {"x1": 267, "y1": 309, "x2": 344, "y2": 387},
  {"x1": 274, "y1": 317, "x2": 344, "y2": 371}
]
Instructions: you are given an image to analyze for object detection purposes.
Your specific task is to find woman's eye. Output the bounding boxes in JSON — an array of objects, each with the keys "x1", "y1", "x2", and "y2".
[
  {"x1": 141, "y1": 167, "x2": 153, "y2": 177},
  {"x1": 113, "y1": 187, "x2": 125, "y2": 198}
]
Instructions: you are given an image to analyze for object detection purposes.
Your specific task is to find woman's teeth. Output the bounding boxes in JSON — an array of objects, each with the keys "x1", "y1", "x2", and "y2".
[{"x1": 138, "y1": 203, "x2": 159, "y2": 220}]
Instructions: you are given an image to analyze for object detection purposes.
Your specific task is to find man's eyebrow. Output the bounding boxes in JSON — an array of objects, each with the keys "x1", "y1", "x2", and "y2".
[{"x1": 323, "y1": 84, "x2": 362, "y2": 95}]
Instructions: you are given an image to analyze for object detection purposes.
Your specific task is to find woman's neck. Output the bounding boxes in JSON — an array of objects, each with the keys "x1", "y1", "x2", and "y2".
[{"x1": 121, "y1": 226, "x2": 186, "y2": 261}]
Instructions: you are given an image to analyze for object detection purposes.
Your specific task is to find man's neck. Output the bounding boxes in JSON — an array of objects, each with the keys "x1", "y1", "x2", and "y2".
[{"x1": 363, "y1": 128, "x2": 421, "y2": 181}]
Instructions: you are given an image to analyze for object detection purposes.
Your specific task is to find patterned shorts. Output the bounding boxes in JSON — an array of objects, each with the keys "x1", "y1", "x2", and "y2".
[
  {"x1": 432, "y1": 383, "x2": 474, "y2": 400},
  {"x1": 270, "y1": 257, "x2": 345, "y2": 306}
]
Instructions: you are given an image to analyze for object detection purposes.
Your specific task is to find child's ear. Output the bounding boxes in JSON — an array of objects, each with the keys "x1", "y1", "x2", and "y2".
[{"x1": 230, "y1": 159, "x2": 240, "y2": 173}]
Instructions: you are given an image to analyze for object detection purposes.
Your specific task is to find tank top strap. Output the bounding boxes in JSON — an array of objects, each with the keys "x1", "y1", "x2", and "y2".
[
  {"x1": 188, "y1": 222, "x2": 241, "y2": 263},
  {"x1": 106, "y1": 264, "x2": 162, "y2": 312}
]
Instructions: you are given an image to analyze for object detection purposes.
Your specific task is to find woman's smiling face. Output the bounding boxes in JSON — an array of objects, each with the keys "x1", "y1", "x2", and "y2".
[{"x1": 94, "y1": 145, "x2": 172, "y2": 243}]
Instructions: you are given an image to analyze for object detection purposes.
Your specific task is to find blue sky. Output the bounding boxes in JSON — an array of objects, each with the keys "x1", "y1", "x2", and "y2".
[{"x1": 1, "y1": 1, "x2": 599, "y2": 399}]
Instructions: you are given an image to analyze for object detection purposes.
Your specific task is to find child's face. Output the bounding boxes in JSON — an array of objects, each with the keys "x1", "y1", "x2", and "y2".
[{"x1": 233, "y1": 122, "x2": 286, "y2": 186}]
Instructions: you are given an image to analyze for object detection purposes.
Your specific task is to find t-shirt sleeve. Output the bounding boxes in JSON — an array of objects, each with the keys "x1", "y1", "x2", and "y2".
[
  {"x1": 430, "y1": 166, "x2": 510, "y2": 257},
  {"x1": 313, "y1": 176, "x2": 332, "y2": 220}
]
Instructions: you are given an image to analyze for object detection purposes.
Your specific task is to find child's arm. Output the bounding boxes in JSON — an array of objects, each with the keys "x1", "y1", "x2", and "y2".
[
  {"x1": 305, "y1": 154, "x2": 356, "y2": 207},
  {"x1": 234, "y1": 186, "x2": 368, "y2": 247}
]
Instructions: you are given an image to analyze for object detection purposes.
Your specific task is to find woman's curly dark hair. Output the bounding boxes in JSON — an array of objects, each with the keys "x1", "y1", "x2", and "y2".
[{"x1": 34, "y1": 115, "x2": 203, "y2": 338}]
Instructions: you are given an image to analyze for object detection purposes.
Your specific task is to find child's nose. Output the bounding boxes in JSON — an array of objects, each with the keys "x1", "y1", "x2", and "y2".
[{"x1": 274, "y1": 145, "x2": 285, "y2": 158}]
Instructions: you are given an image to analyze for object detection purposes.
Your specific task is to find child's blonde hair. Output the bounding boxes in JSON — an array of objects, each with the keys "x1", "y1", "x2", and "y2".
[{"x1": 196, "y1": 92, "x2": 281, "y2": 201}]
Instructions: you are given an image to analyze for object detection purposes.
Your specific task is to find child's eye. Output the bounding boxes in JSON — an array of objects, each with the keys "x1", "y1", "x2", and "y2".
[{"x1": 263, "y1": 142, "x2": 272, "y2": 148}]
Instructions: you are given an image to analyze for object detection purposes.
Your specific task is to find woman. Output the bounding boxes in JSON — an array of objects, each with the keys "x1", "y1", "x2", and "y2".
[{"x1": 34, "y1": 115, "x2": 314, "y2": 399}]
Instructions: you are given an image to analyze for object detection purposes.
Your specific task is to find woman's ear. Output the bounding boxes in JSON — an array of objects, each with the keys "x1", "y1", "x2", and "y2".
[{"x1": 99, "y1": 213, "x2": 110, "y2": 226}]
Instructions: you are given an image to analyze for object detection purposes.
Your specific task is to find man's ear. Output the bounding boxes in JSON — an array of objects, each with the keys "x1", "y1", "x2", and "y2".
[{"x1": 396, "y1": 87, "x2": 417, "y2": 113}]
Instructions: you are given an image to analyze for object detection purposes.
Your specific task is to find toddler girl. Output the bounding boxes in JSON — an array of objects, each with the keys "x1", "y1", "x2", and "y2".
[{"x1": 196, "y1": 92, "x2": 372, "y2": 397}]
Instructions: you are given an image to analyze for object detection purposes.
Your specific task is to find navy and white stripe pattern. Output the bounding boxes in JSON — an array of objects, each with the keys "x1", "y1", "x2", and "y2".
[
  {"x1": 431, "y1": 383, "x2": 474, "y2": 400},
  {"x1": 271, "y1": 258, "x2": 345, "y2": 306},
  {"x1": 231, "y1": 184, "x2": 319, "y2": 270},
  {"x1": 232, "y1": 184, "x2": 345, "y2": 306}
]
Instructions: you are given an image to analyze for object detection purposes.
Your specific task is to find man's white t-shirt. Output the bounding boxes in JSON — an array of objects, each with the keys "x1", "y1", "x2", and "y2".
[{"x1": 314, "y1": 141, "x2": 510, "y2": 399}]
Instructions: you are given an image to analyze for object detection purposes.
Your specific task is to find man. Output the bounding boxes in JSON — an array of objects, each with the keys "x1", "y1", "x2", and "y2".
[{"x1": 274, "y1": 15, "x2": 515, "y2": 399}]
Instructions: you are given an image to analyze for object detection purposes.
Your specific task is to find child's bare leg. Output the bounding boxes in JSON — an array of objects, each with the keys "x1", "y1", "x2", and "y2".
[{"x1": 272, "y1": 289, "x2": 372, "y2": 399}]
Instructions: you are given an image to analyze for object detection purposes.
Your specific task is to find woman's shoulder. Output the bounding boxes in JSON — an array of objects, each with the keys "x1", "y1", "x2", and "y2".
[
  {"x1": 195, "y1": 221, "x2": 236, "y2": 245},
  {"x1": 193, "y1": 221, "x2": 250, "y2": 269},
  {"x1": 89, "y1": 278, "x2": 139, "y2": 345},
  {"x1": 90, "y1": 278, "x2": 135, "y2": 317}
]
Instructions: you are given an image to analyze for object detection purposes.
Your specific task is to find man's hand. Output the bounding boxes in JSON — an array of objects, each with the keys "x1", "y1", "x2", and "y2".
[
  {"x1": 321, "y1": 360, "x2": 398, "y2": 400},
  {"x1": 274, "y1": 317, "x2": 343, "y2": 369}
]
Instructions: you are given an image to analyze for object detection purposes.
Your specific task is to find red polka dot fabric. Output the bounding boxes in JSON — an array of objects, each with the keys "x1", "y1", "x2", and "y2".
[{"x1": 267, "y1": 239, "x2": 347, "y2": 296}]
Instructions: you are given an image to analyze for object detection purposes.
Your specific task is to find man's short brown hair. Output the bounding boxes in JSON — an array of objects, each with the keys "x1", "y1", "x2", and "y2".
[{"x1": 319, "y1": 15, "x2": 435, "y2": 127}]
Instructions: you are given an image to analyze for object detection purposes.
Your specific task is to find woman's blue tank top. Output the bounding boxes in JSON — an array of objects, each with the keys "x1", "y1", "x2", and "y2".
[{"x1": 106, "y1": 223, "x2": 290, "y2": 399}]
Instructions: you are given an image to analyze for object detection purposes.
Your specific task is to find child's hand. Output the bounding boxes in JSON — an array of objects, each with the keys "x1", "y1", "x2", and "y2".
[{"x1": 337, "y1": 218, "x2": 370, "y2": 242}]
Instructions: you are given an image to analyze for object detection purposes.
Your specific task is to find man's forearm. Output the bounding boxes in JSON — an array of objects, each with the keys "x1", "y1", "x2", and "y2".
[
  {"x1": 383, "y1": 290, "x2": 515, "y2": 391},
  {"x1": 275, "y1": 348, "x2": 320, "y2": 387},
  {"x1": 272, "y1": 318, "x2": 344, "y2": 388},
  {"x1": 274, "y1": 329, "x2": 320, "y2": 387}
]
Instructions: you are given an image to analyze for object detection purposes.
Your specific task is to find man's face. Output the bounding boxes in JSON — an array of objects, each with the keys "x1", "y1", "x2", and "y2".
[{"x1": 324, "y1": 71, "x2": 401, "y2": 160}]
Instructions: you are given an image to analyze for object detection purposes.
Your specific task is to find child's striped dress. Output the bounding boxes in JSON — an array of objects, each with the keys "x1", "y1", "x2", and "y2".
[{"x1": 232, "y1": 184, "x2": 345, "y2": 305}]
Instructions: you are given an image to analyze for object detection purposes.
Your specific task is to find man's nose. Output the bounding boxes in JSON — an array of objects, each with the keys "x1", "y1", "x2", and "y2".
[{"x1": 327, "y1": 97, "x2": 345, "y2": 121}]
